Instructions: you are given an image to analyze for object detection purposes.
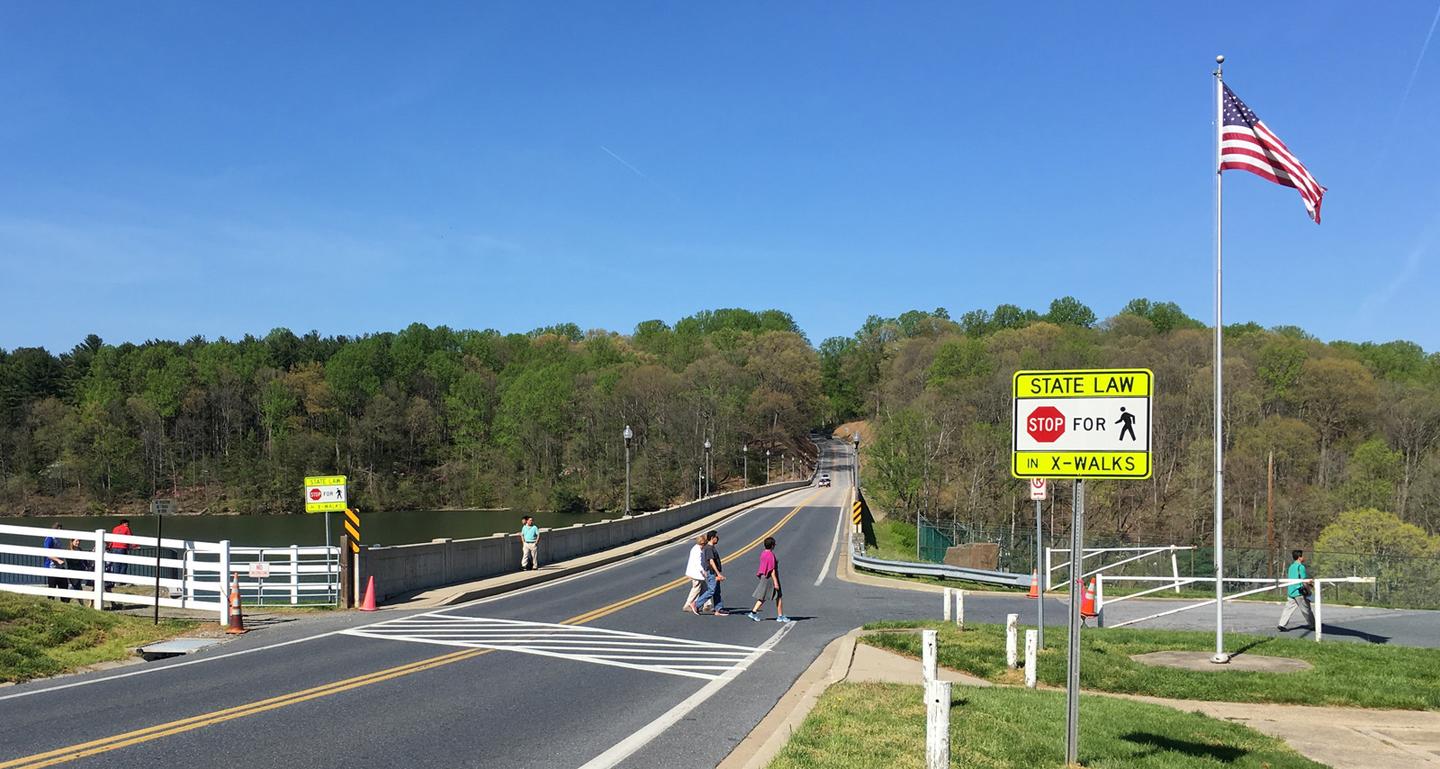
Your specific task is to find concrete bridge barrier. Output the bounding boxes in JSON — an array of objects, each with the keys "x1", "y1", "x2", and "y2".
[{"x1": 360, "y1": 481, "x2": 810, "y2": 601}]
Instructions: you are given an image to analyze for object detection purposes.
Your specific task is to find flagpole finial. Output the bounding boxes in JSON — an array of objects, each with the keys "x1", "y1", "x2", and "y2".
[{"x1": 1216, "y1": 55, "x2": 1225, "y2": 64}]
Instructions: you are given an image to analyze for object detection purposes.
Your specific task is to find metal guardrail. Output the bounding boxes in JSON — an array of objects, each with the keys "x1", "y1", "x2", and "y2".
[{"x1": 850, "y1": 539, "x2": 1031, "y2": 587}]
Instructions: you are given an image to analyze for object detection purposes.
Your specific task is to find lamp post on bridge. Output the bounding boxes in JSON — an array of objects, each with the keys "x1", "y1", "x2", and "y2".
[
  {"x1": 765, "y1": 449, "x2": 771, "y2": 485},
  {"x1": 742, "y1": 444, "x2": 748, "y2": 489},
  {"x1": 852, "y1": 432, "x2": 861, "y2": 488},
  {"x1": 703, "y1": 438, "x2": 712, "y2": 496},
  {"x1": 623, "y1": 424, "x2": 633, "y2": 515}
]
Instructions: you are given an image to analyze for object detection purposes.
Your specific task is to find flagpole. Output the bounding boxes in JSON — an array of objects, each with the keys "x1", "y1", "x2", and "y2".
[{"x1": 1212, "y1": 54, "x2": 1230, "y2": 665}]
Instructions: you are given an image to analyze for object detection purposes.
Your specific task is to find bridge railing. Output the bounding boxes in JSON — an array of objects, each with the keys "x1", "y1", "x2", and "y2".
[{"x1": 0, "y1": 522, "x2": 339, "y2": 621}]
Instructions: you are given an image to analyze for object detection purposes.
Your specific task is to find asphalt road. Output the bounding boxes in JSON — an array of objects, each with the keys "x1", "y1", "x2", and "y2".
[{"x1": 2, "y1": 440, "x2": 1435, "y2": 769}]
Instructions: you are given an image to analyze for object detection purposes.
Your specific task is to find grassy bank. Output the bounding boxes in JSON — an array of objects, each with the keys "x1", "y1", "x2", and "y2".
[
  {"x1": 863, "y1": 621, "x2": 1440, "y2": 710},
  {"x1": 0, "y1": 592, "x2": 195, "y2": 683},
  {"x1": 768, "y1": 682, "x2": 1327, "y2": 769}
]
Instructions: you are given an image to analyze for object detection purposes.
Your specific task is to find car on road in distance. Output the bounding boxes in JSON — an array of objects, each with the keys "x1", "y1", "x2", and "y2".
[{"x1": 818, "y1": 473, "x2": 831, "y2": 487}]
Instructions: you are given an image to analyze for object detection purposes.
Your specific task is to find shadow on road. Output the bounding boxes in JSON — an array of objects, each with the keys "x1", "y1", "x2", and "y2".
[{"x1": 1295, "y1": 624, "x2": 1392, "y2": 644}]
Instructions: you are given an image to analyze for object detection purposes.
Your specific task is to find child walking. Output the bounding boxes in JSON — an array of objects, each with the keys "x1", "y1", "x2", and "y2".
[{"x1": 748, "y1": 536, "x2": 789, "y2": 622}]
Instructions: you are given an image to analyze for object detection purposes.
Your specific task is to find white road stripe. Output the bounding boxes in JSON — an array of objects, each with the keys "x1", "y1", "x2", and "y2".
[
  {"x1": 575, "y1": 622, "x2": 795, "y2": 769},
  {"x1": 815, "y1": 490, "x2": 846, "y2": 586}
]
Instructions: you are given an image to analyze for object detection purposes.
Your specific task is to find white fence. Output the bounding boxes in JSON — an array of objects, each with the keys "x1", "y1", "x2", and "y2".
[
  {"x1": 1094, "y1": 574, "x2": 1375, "y2": 642},
  {"x1": 1045, "y1": 545, "x2": 1193, "y2": 593},
  {"x1": 0, "y1": 522, "x2": 339, "y2": 623}
]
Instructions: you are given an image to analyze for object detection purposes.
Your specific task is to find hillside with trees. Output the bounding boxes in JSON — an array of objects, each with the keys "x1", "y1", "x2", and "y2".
[
  {"x1": 0, "y1": 309, "x2": 819, "y2": 515},
  {"x1": 821, "y1": 298, "x2": 1440, "y2": 563}
]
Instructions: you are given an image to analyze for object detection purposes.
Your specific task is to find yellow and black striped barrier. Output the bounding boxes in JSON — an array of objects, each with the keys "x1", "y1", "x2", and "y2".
[
  {"x1": 852, "y1": 499, "x2": 864, "y2": 527},
  {"x1": 343, "y1": 508, "x2": 361, "y2": 553}
]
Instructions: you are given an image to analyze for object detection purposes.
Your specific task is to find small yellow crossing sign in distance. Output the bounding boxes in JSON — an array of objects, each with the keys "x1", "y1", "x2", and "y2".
[
  {"x1": 303, "y1": 475, "x2": 347, "y2": 513},
  {"x1": 1012, "y1": 369, "x2": 1153, "y2": 479}
]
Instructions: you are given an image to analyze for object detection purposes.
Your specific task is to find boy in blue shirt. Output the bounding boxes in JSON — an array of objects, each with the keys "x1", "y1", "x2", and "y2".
[{"x1": 1277, "y1": 549, "x2": 1314, "y2": 632}]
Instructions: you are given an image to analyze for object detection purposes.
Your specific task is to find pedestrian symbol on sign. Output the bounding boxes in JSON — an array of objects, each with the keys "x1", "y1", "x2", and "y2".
[{"x1": 1118, "y1": 407, "x2": 1137, "y2": 441}]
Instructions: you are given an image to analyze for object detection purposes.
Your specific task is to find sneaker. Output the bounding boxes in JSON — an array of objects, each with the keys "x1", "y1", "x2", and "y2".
[
  {"x1": 776, "y1": 615, "x2": 792, "y2": 623},
  {"x1": 1276, "y1": 625, "x2": 1287, "y2": 631},
  {"x1": 749, "y1": 612, "x2": 762, "y2": 622},
  {"x1": 715, "y1": 609, "x2": 730, "y2": 617}
]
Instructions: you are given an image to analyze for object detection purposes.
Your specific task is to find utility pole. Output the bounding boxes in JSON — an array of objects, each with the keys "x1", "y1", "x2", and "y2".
[{"x1": 1266, "y1": 450, "x2": 1275, "y2": 580}]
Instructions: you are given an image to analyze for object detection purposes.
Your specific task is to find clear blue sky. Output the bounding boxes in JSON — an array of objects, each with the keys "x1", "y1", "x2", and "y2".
[{"x1": 3, "y1": 2, "x2": 1439, "y2": 353}]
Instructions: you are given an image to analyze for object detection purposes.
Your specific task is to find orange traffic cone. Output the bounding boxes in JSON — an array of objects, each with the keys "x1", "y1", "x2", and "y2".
[
  {"x1": 225, "y1": 575, "x2": 247, "y2": 634},
  {"x1": 359, "y1": 576, "x2": 377, "y2": 612},
  {"x1": 1080, "y1": 578, "x2": 1098, "y2": 618},
  {"x1": 1026, "y1": 571, "x2": 1039, "y2": 599}
]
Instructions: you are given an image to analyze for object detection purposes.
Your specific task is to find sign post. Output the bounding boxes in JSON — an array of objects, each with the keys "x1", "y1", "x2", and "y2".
[
  {"x1": 305, "y1": 476, "x2": 347, "y2": 605},
  {"x1": 1012, "y1": 369, "x2": 1154, "y2": 765},
  {"x1": 149, "y1": 498, "x2": 174, "y2": 625},
  {"x1": 1030, "y1": 479, "x2": 1047, "y2": 649}
]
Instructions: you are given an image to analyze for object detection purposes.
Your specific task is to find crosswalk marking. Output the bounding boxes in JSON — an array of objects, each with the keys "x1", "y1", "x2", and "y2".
[{"x1": 341, "y1": 614, "x2": 767, "y2": 680}]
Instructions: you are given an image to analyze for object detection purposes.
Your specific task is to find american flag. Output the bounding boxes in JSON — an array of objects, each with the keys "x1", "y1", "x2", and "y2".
[{"x1": 1220, "y1": 85, "x2": 1326, "y2": 223}]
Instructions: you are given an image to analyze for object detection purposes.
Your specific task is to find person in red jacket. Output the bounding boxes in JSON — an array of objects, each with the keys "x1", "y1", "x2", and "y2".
[{"x1": 108, "y1": 519, "x2": 133, "y2": 577}]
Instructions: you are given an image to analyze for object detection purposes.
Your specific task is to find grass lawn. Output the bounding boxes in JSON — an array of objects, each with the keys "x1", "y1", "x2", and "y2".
[
  {"x1": 0, "y1": 592, "x2": 196, "y2": 683},
  {"x1": 768, "y1": 682, "x2": 1327, "y2": 769},
  {"x1": 863, "y1": 621, "x2": 1440, "y2": 710}
]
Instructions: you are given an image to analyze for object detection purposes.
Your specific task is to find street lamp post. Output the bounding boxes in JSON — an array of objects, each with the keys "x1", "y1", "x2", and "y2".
[
  {"x1": 852, "y1": 432, "x2": 861, "y2": 487},
  {"x1": 742, "y1": 445, "x2": 748, "y2": 489},
  {"x1": 766, "y1": 449, "x2": 771, "y2": 484},
  {"x1": 703, "y1": 439, "x2": 712, "y2": 496},
  {"x1": 623, "y1": 425, "x2": 633, "y2": 515}
]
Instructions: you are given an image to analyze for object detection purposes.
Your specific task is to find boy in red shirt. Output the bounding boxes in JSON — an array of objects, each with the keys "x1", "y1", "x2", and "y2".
[{"x1": 747, "y1": 537, "x2": 789, "y2": 622}]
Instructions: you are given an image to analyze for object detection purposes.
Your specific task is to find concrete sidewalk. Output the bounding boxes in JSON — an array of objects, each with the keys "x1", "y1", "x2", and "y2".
[
  {"x1": 385, "y1": 484, "x2": 810, "y2": 609},
  {"x1": 721, "y1": 630, "x2": 1440, "y2": 769}
]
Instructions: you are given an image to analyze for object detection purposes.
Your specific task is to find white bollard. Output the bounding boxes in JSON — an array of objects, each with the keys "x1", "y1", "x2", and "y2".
[
  {"x1": 943, "y1": 587, "x2": 952, "y2": 621},
  {"x1": 926, "y1": 680, "x2": 952, "y2": 769},
  {"x1": 1025, "y1": 629, "x2": 1038, "y2": 688},
  {"x1": 955, "y1": 589, "x2": 965, "y2": 629},
  {"x1": 1314, "y1": 580, "x2": 1323, "y2": 643},
  {"x1": 922, "y1": 628, "x2": 938, "y2": 685},
  {"x1": 1006, "y1": 613, "x2": 1019, "y2": 669}
]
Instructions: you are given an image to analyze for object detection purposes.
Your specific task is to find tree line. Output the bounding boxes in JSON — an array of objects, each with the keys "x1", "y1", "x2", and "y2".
[
  {"x1": 0, "y1": 309, "x2": 819, "y2": 515},
  {"x1": 824, "y1": 297, "x2": 1440, "y2": 560},
  {"x1": 4, "y1": 297, "x2": 1439, "y2": 563}
]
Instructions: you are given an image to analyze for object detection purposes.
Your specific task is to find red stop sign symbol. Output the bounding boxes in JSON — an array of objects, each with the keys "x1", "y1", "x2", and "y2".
[
  {"x1": 1027, "y1": 406, "x2": 1066, "y2": 443},
  {"x1": 309, "y1": 488, "x2": 322, "y2": 501}
]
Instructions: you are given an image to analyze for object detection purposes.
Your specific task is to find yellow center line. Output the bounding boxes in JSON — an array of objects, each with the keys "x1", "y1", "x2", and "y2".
[
  {"x1": 1, "y1": 487, "x2": 826, "y2": 769},
  {"x1": 562, "y1": 489, "x2": 822, "y2": 625}
]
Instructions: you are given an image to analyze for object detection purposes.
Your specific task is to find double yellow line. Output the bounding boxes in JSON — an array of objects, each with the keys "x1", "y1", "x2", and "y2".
[{"x1": 1, "y1": 488, "x2": 822, "y2": 769}]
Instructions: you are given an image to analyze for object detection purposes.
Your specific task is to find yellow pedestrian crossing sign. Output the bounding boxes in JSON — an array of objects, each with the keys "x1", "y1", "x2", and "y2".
[
  {"x1": 1012, "y1": 369, "x2": 1153, "y2": 479},
  {"x1": 304, "y1": 475, "x2": 347, "y2": 513}
]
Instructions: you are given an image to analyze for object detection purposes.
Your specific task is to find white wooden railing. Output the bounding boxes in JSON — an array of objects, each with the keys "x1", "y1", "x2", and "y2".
[{"x1": 0, "y1": 522, "x2": 339, "y2": 622}]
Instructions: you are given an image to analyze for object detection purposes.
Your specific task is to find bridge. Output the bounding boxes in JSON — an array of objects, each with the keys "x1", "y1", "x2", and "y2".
[{"x1": 1, "y1": 439, "x2": 1435, "y2": 769}]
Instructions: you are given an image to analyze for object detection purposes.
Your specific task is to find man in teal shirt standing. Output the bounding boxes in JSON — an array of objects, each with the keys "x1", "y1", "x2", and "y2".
[
  {"x1": 1277, "y1": 549, "x2": 1314, "y2": 632},
  {"x1": 519, "y1": 516, "x2": 540, "y2": 571}
]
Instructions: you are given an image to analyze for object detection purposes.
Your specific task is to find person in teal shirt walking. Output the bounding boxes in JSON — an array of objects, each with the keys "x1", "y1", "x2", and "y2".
[{"x1": 1277, "y1": 549, "x2": 1314, "y2": 632}]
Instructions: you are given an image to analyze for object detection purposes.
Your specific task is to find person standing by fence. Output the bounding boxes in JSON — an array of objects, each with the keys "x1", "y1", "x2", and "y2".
[
  {"x1": 1277, "y1": 549, "x2": 1315, "y2": 632},
  {"x1": 43, "y1": 523, "x2": 70, "y2": 602},
  {"x1": 519, "y1": 516, "x2": 540, "y2": 571},
  {"x1": 108, "y1": 518, "x2": 133, "y2": 576}
]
